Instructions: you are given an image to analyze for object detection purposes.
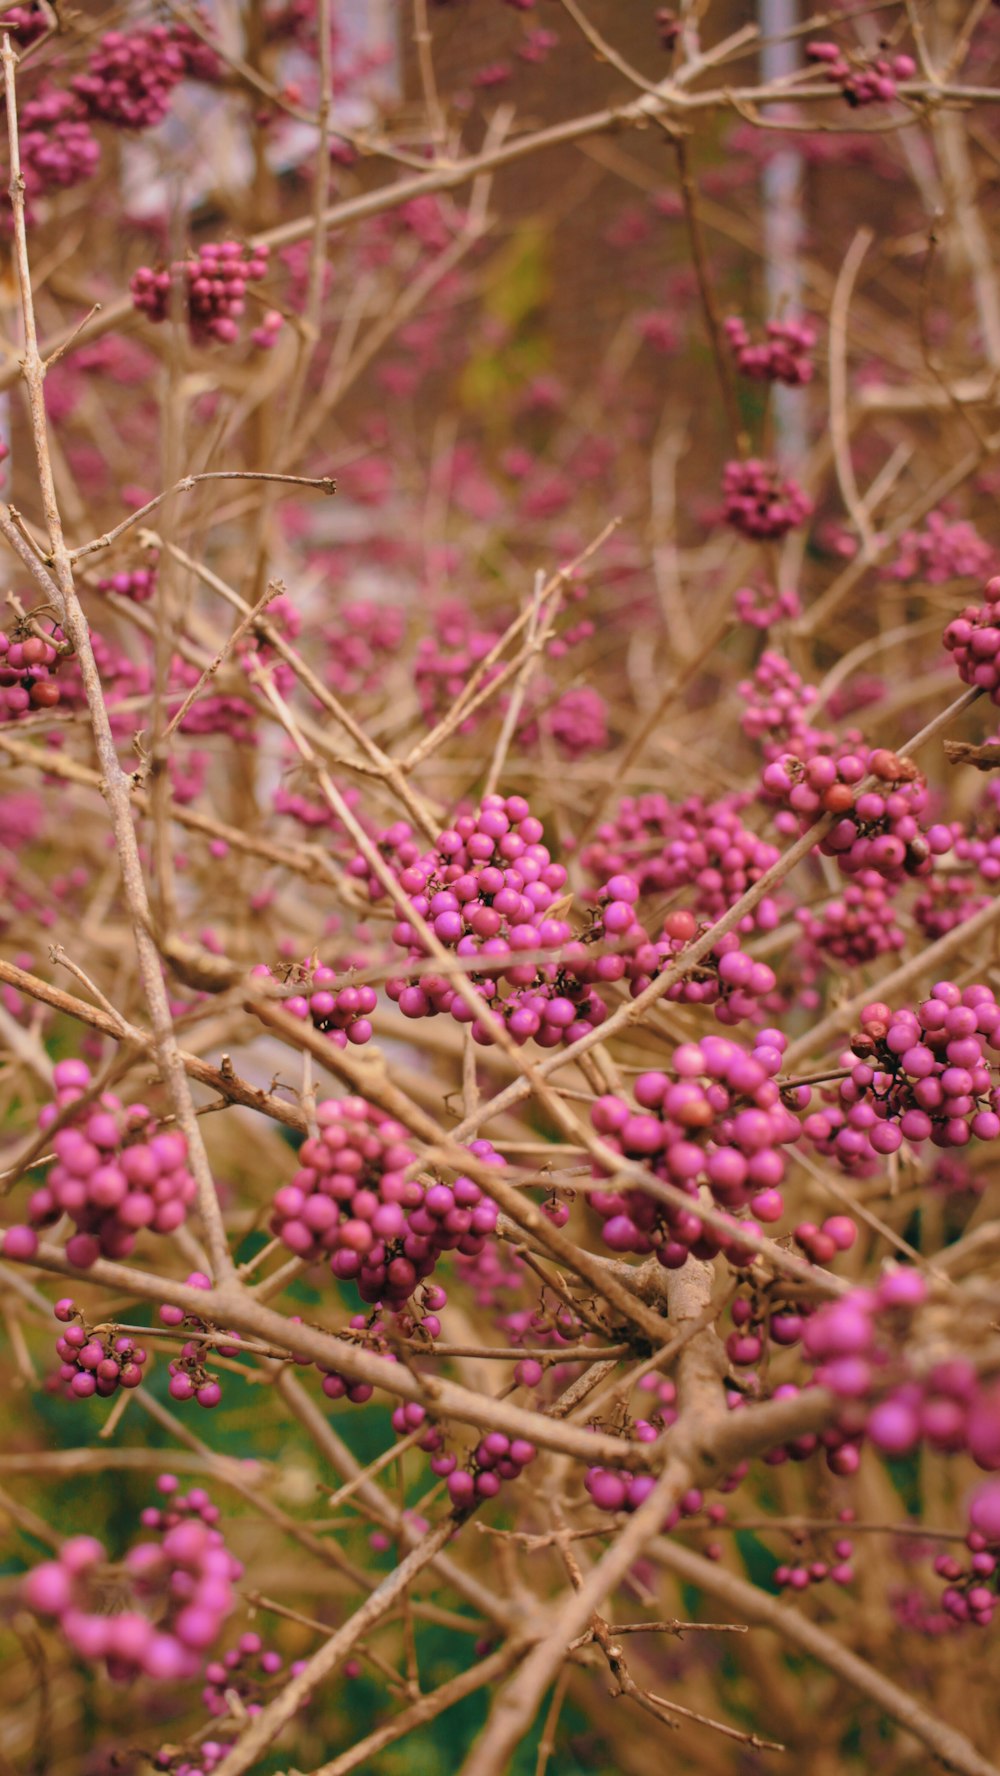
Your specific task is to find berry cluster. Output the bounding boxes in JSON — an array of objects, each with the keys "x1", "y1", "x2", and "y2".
[
  {"x1": 806, "y1": 40, "x2": 916, "y2": 105},
  {"x1": 320, "y1": 1341, "x2": 382, "y2": 1406},
  {"x1": 270, "y1": 1098, "x2": 497, "y2": 1306},
  {"x1": 96, "y1": 562, "x2": 157, "y2": 602},
  {"x1": 27, "y1": 1059, "x2": 197, "y2": 1264},
  {"x1": 775, "y1": 1533, "x2": 856, "y2": 1593},
  {"x1": 203, "y1": 1630, "x2": 305, "y2": 1717},
  {"x1": 833, "y1": 987, "x2": 1000, "y2": 1155},
  {"x1": 943, "y1": 576, "x2": 1000, "y2": 702},
  {"x1": 3, "y1": 5, "x2": 48, "y2": 44},
  {"x1": 914, "y1": 874, "x2": 988, "y2": 942},
  {"x1": 546, "y1": 684, "x2": 609, "y2": 758},
  {"x1": 734, "y1": 584, "x2": 802, "y2": 629},
  {"x1": 251, "y1": 962, "x2": 376, "y2": 1047},
  {"x1": 588, "y1": 1031, "x2": 798, "y2": 1267},
  {"x1": 792, "y1": 1215, "x2": 858, "y2": 1265},
  {"x1": 166, "y1": 1342, "x2": 224, "y2": 1410},
  {"x1": 620, "y1": 906, "x2": 779, "y2": 1026},
  {"x1": 168, "y1": 656, "x2": 258, "y2": 741},
  {"x1": 804, "y1": 1272, "x2": 1000, "y2": 1499},
  {"x1": 796, "y1": 874, "x2": 905, "y2": 967},
  {"x1": 739, "y1": 649, "x2": 823, "y2": 754},
  {"x1": 582, "y1": 792, "x2": 782, "y2": 933},
  {"x1": 724, "y1": 315, "x2": 816, "y2": 386},
  {"x1": 931, "y1": 1485, "x2": 1000, "y2": 1629},
  {"x1": 383, "y1": 794, "x2": 581, "y2": 1047},
  {"x1": 413, "y1": 608, "x2": 505, "y2": 733},
  {"x1": 158, "y1": 1271, "x2": 228, "y2": 1408},
  {"x1": 586, "y1": 1457, "x2": 703, "y2": 1525},
  {"x1": 886, "y1": 511, "x2": 994, "y2": 585},
  {"x1": 72, "y1": 27, "x2": 191, "y2": 130},
  {"x1": 0, "y1": 627, "x2": 62, "y2": 717},
  {"x1": 722, "y1": 458, "x2": 814, "y2": 540},
  {"x1": 438, "y1": 1430, "x2": 538, "y2": 1510},
  {"x1": 762, "y1": 745, "x2": 952, "y2": 880},
  {"x1": 21, "y1": 1478, "x2": 240, "y2": 1681},
  {"x1": 321, "y1": 599, "x2": 407, "y2": 699},
  {"x1": 52, "y1": 1297, "x2": 148, "y2": 1401},
  {"x1": 412, "y1": 599, "x2": 594, "y2": 741},
  {"x1": 131, "y1": 243, "x2": 272, "y2": 346},
  {"x1": 20, "y1": 87, "x2": 100, "y2": 200}
]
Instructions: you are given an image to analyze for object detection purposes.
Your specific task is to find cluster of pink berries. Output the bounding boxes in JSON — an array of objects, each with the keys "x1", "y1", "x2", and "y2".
[
  {"x1": 763, "y1": 745, "x2": 952, "y2": 880},
  {"x1": 346, "y1": 1280, "x2": 449, "y2": 1368},
  {"x1": 168, "y1": 657, "x2": 257, "y2": 742},
  {"x1": 722, "y1": 458, "x2": 814, "y2": 540},
  {"x1": 3, "y1": 5, "x2": 47, "y2": 44},
  {"x1": 943, "y1": 576, "x2": 1000, "y2": 702},
  {"x1": 411, "y1": 602, "x2": 594, "y2": 743},
  {"x1": 835, "y1": 986, "x2": 1000, "y2": 1155},
  {"x1": 52, "y1": 1297, "x2": 148, "y2": 1400},
  {"x1": 58, "y1": 628, "x2": 150, "y2": 737},
  {"x1": 796, "y1": 874, "x2": 905, "y2": 967},
  {"x1": 734, "y1": 584, "x2": 802, "y2": 629},
  {"x1": 951, "y1": 789, "x2": 1000, "y2": 886},
  {"x1": 25, "y1": 1059, "x2": 197, "y2": 1264},
  {"x1": 251, "y1": 963, "x2": 376, "y2": 1047},
  {"x1": 413, "y1": 607, "x2": 502, "y2": 732},
  {"x1": 131, "y1": 242, "x2": 274, "y2": 347},
  {"x1": 457, "y1": 1235, "x2": 526, "y2": 1315},
  {"x1": 931, "y1": 1484, "x2": 1000, "y2": 1629},
  {"x1": 159, "y1": 1271, "x2": 227, "y2": 1408},
  {"x1": 636, "y1": 1371, "x2": 680, "y2": 1429},
  {"x1": 725, "y1": 1289, "x2": 806, "y2": 1366},
  {"x1": 438, "y1": 1430, "x2": 538, "y2": 1511},
  {"x1": 798, "y1": 1102, "x2": 880, "y2": 1176},
  {"x1": 72, "y1": 26, "x2": 195, "y2": 130},
  {"x1": 318, "y1": 1357, "x2": 378, "y2": 1405},
  {"x1": 274, "y1": 776, "x2": 364, "y2": 834},
  {"x1": 914, "y1": 874, "x2": 988, "y2": 941},
  {"x1": 792, "y1": 1215, "x2": 858, "y2": 1266},
  {"x1": 507, "y1": 1304, "x2": 585, "y2": 1355},
  {"x1": 926, "y1": 1152, "x2": 983, "y2": 1200},
  {"x1": 588, "y1": 1031, "x2": 798, "y2": 1267},
  {"x1": 546, "y1": 684, "x2": 609, "y2": 758},
  {"x1": 581, "y1": 792, "x2": 782, "y2": 933},
  {"x1": 382, "y1": 794, "x2": 581, "y2": 1047},
  {"x1": 618, "y1": 905, "x2": 779, "y2": 1026},
  {"x1": 20, "y1": 87, "x2": 100, "y2": 200},
  {"x1": 805, "y1": 40, "x2": 916, "y2": 106},
  {"x1": 724, "y1": 316, "x2": 816, "y2": 386},
  {"x1": 166, "y1": 1343, "x2": 224, "y2": 1410},
  {"x1": 321, "y1": 599, "x2": 407, "y2": 699},
  {"x1": 738, "y1": 649, "x2": 823, "y2": 754},
  {"x1": 586, "y1": 1456, "x2": 704, "y2": 1526},
  {"x1": 437, "y1": 869, "x2": 645, "y2": 1049},
  {"x1": 316, "y1": 1314, "x2": 415, "y2": 1410},
  {"x1": 21, "y1": 1478, "x2": 240, "y2": 1681},
  {"x1": 886, "y1": 511, "x2": 994, "y2": 584},
  {"x1": 96, "y1": 562, "x2": 157, "y2": 602},
  {"x1": 0, "y1": 627, "x2": 62, "y2": 716},
  {"x1": 270, "y1": 1098, "x2": 497, "y2": 1307},
  {"x1": 203, "y1": 1630, "x2": 305, "y2": 1717},
  {"x1": 804, "y1": 1273, "x2": 1000, "y2": 1491},
  {"x1": 775, "y1": 1529, "x2": 856, "y2": 1593},
  {"x1": 170, "y1": 750, "x2": 209, "y2": 806}
]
